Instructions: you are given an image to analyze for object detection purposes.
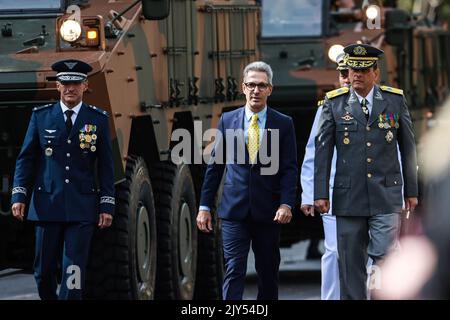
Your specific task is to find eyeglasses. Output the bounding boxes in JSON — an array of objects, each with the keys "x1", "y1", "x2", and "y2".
[{"x1": 244, "y1": 82, "x2": 271, "y2": 90}]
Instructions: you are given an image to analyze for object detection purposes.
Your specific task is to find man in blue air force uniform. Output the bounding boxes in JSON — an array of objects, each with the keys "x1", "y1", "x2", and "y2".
[
  {"x1": 11, "y1": 59, "x2": 115, "y2": 300},
  {"x1": 314, "y1": 44, "x2": 418, "y2": 299}
]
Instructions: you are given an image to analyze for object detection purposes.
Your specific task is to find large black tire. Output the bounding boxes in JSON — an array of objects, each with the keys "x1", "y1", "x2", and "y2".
[
  {"x1": 85, "y1": 156, "x2": 157, "y2": 299},
  {"x1": 150, "y1": 162, "x2": 198, "y2": 300},
  {"x1": 194, "y1": 180, "x2": 224, "y2": 300}
]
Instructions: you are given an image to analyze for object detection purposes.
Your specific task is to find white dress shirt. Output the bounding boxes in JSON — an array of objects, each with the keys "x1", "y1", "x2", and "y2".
[{"x1": 60, "y1": 101, "x2": 82, "y2": 124}]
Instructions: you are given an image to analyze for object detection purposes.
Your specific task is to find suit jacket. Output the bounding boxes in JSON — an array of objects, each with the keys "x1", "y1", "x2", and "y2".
[
  {"x1": 11, "y1": 102, "x2": 115, "y2": 222},
  {"x1": 314, "y1": 85, "x2": 418, "y2": 216},
  {"x1": 200, "y1": 106, "x2": 298, "y2": 223}
]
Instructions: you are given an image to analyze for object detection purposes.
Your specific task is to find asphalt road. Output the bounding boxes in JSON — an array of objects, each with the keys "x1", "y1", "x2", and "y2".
[{"x1": 0, "y1": 240, "x2": 321, "y2": 300}]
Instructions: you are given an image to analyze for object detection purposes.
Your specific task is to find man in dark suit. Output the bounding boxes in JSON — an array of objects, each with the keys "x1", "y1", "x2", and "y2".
[
  {"x1": 196, "y1": 61, "x2": 298, "y2": 300},
  {"x1": 11, "y1": 59, "x2": 115, "y2": 300},
  {"x1": 314, "y1": 44, "x2": 419, "y2": 299}
]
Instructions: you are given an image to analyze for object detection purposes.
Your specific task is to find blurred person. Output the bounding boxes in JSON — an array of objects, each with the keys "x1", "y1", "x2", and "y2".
[{"x1": 301, "y1": 52, "x2": 350, "y2": 299}]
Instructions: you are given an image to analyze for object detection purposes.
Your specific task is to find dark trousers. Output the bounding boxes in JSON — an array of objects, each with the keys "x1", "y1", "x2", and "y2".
[
  {"x1": 221, "y1": 218, "x2": 281, "y2": 300},
  {"x1": 336, "y1": 213, "x2": 400, "y2": 300},
  {"x1": 34, "y1": 222, "x2": 94, "y2": 300}
]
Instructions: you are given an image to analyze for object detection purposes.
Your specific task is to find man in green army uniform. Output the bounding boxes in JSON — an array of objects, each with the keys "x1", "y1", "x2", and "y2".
[{"x1": 314, "y1": 44, "x2": 418, "y2": 299}]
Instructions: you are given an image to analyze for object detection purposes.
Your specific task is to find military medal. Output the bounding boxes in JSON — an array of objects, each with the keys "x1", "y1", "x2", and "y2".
[
  {"x1": 378, "y1": 122, "x2": 384, "y2": 129},
  {"x1": 45, "y1": 147, "x2": 53, "y2": 156},
  {"x1": 384, "y1": 123, "x2": 390, "y2": 129},
  {"x1": 343, "y1": 137, "x2": 350, "y2": 145},
  {"x1": 79, "y1": 124, "x2": 97, "y2": 152},
  {"x1": 385, "y1": 130, "x2": 394, "y2": 143},
  {"x1": 395, "y1": 123, "x2": 399, "y2": 128}
]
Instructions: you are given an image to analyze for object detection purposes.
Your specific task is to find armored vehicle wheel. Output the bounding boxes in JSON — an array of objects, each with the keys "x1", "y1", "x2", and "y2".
[
  {"x1": 85, "y1": 156, "x2": 157, "y2": 299},
  {"x1": 194, "y1": 180, "x2": 224, "y2": 300},
  {"x1": 151, "y1": 162, "x2": 197, "y2": 300}
]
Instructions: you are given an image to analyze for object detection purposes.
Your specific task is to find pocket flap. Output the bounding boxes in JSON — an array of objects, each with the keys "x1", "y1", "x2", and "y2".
[
  {"x1": 337, "y1": 122, "x2": 358, "y2": 132},
  {"x1": 36, "y1": 180, "x2": 52, "y2": 193},
  {"x1": 81, "y1": 181, "x2": 97, "y2": 194},
  {"x1": 334, "y1": 176, "x2": 351, "y2": 188},
  {"x1": 385, "y1": 174, "x2": 403, "y2": 187}
]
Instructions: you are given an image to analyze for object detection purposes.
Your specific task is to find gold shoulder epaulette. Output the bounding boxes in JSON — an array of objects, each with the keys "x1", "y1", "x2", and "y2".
[
  {"x1": 317, "y1": 100, "x2": 324, "y2": 107},
  {"x1": 380, "y1": 85, "x2": 403, "y2": 96},
  {"x1": 325, "y1": 87, "x2": 349, "y2": 99}
]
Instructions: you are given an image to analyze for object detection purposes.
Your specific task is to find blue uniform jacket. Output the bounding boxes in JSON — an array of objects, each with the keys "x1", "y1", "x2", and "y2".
[
  {"x1": 11, "y1": 102, "x2": 115, "y2": 222},
  {"x1": 199, "y1": 106, "x2": 298, "y2": 223}
]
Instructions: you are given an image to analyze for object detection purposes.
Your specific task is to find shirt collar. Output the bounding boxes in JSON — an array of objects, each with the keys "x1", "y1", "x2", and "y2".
[
  {"x1": 60, "y1": 100, "x2": 82, "y2": 115},
  {"x1": 245, "y1": 105, "x2": 267, "y2": 123},
  {"x1": 354, "y1": 86, "x2": 375, "y2": 106}
]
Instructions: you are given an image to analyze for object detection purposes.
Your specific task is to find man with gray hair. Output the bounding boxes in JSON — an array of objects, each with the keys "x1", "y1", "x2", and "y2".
[{"x1": 197, "y1": 61, "x2": 298, "y2": 299}]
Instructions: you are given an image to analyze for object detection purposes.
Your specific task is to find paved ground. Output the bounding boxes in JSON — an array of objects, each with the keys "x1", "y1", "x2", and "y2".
[{"x1": 0, "y1": 240, "x2": 321, "y2": 300}]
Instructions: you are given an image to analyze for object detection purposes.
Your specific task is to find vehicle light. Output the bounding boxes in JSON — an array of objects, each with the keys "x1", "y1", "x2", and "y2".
[
  {"x1": 328, "y1": 44, "x2": 344, "y2": 63},
  {"x1": 86, "y1": 28, "x2": 99, "y2": 46},
  {"x1": 366, "y1": 5, "x2": 379, "y2": 20},
  {"x1": 60, "y1": 20, "x2": 81, "y2": 42}
]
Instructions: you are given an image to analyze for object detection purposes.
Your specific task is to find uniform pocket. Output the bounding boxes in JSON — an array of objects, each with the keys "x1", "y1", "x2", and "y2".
[
  {"x1": 385, "y1": 174, "x2": 403, "y2": 187},
  {"x1": 81, "y1": 181, "x2": 97, "y2": 194},
  {"x1": 35, "y1": 180, "x2": 52, "y2": 193},
  {"x1": 334, "y1": 176, "x2": 351, "y2": 189},
  {"x1": 336, "y1": 122, "x2": 358, "y2": 132}
]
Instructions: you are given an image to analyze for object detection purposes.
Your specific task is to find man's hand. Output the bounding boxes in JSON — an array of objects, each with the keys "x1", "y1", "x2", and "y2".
[
  {"x1": 314, "y1": 199, "x2": 330, "y2": 214},
  {"x1": 301, "y1": 204, "x2": 315, "y2": 217},
  {"x1": 11, "y1": 203, "x2": 26, "y2": 221},
  {"x1": 197, "y1": 210, "x2": 213, "y2": 233},
  {"x1": 98, "y1": 213, "x2": 113, "y2": 229},
  {"x1": 403, "y1": 197, "x2": 418, "y2": 218},
  {"x1": 274, "y1": 204, "x2": 292, "y2": 224}
]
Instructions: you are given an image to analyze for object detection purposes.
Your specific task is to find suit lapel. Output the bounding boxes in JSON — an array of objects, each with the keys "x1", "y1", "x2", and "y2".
[
  {"x1": 345, "y1": 88, "x2": 367, "y2": 125},
  {"x1": 230, "y1": 107, "x2": 248, "y2": 164},
  {"x1": 51, "y1": 102, "x2": 67, "y2": 139},
  {"x1": 261, "y1": 107, "x2": 273, "y2": 162},
  {"x1": 368, "y1": 85, "x2": 387, "y2": 126}
]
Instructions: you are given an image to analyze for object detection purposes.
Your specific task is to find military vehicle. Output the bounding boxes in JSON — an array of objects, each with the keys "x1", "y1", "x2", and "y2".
[
  {"x1": 258, "y1": 0, "x2": 450, "y2": 244},
  {"x1": 0, "y1": 0, "x2": 259, "y2": 299}
]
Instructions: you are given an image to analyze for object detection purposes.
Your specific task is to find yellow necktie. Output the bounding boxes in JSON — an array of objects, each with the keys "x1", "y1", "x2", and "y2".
[{"x1": 248, "y1": 114, "x2": 259, "y2": 163}]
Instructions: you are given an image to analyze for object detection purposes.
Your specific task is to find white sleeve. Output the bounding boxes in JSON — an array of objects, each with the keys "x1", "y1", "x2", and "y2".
[{"x1": 300, "y1": 106, "x2": 323, "y2": 205}]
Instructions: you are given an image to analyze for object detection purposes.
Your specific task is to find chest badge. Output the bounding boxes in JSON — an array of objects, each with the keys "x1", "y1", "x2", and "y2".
[
  {"x1": 385, "y1": 130, "x2": 394, "y2": 143},
  {"x1": 45, "y1": 147, "x2": 53, "y2": 156},
  {"x1": 341, "y1": 113, "x2": 354, "y2": 121}
]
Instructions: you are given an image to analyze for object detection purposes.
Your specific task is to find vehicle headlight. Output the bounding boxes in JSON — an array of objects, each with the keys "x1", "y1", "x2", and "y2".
[
  {"x1": 328, "y1": 44, "x2": 344, "y2": 63},
  {"x1": 60, "y1": 20, "x2": 82, "y2": 42},
  {"x1": 365, "y1": 5, "x2": 379, "y2": 20}
]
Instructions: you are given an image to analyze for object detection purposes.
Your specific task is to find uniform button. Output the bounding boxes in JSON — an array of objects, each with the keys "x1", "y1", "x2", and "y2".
[
  {"x1": 394, "y1": 181, "x2": 398, "y2": 185},
  {"x1": 366, "y1": 142, "x2": 372, "y2": 147},
  {"x1": 367, "y1": 158, "x2": 372, "y2": 163},
  {"x1": 345, "y1": 127, "x2": 348, "y2": 131},
  {"x1": 38, "y1": 187, "x2": 42, "y2": 190},
  {"x1": 47, "y1": 140, "x2": 51, "y2": 144},
  {"x1": 65, "y1": 179, "x2": 70, "y2": 184},
  {"x1": 367, "y1": 173, "x2": 372, "y2": 178},
  {"x1": 67, "y1": 139, "x2": 71, "y2": 144},
  {"x1": 65, "y1": 166, "x2": 70, "y2": 171},
  {"x1": 66, "y1": 153, "x2": 71, "y2": 157},
  {"x1": 366, "y1": 126, "x2": 371, "y2": 131}
]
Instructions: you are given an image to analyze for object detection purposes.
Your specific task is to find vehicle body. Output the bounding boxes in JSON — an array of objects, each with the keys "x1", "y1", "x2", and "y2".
[
  {"x1": 0, "y1": 0, "x2": 259, "y2": 299},
  {"x1": 258, "y1": 0, "x2": 450, "y2": 245}
]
